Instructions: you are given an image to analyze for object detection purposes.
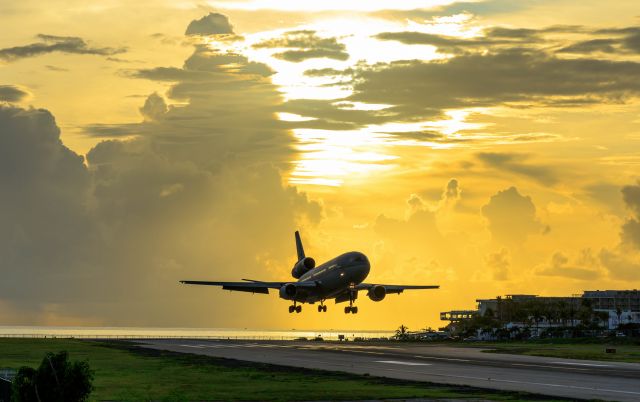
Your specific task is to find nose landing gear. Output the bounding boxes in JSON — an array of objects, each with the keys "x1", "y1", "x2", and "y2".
[{"x1": 317, "y1": 301, "x2": 327, "y2": 312}]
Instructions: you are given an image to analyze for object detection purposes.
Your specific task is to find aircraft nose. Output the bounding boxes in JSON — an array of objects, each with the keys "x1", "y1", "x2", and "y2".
[{"x1": 350, "y1": 252, "x2": 370, "y2": 280}]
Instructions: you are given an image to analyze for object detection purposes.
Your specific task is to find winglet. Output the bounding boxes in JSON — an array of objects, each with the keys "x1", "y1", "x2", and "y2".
[{"x1": 295, "y1": 230, "x2": 305, "y2": 260}]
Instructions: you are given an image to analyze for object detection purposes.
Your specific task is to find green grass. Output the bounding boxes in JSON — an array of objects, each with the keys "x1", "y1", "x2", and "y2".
[
  {"x1": 0, "y1": 339, "x2": 566, "y2": 401},
  {"x1": 463, "y1": 339, "x2": 640, "y2": 363}
]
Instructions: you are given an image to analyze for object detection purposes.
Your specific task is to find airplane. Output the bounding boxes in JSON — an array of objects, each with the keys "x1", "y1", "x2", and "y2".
[{"x1": 180, "y1": 231, "x2": 439, "y2": 314}]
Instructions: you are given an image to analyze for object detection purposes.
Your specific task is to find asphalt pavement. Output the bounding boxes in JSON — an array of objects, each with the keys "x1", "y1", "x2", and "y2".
[{"x1": 138, "y1": 339, "x2": 640, "y2": 401}]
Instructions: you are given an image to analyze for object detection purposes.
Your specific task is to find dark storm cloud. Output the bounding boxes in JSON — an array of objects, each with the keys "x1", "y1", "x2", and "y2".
[
  {"x1": 0, "y1": 85, "x2": 30, "y2": 102},
  {"x1": 0, "y1": 14, "x2": 322, "y2": 326},
  {"x1": 253, "y1": 30, "x2": 349, "y2": 62},
  {"x1": 0, "y1": 34, "x2": 125, "y2": 62},
  {"x1": 477, "y1": 152, "x2": 559, "y2": 185},
  {"x1": 185, "y1": 13, "x2": 234, "y2": 36},
  {"x1": 0, "y1": 105, "x2": 92, "y2": 304},
  {"x1": 482, "y1": 187, "x2": 543, "y2": 245}
]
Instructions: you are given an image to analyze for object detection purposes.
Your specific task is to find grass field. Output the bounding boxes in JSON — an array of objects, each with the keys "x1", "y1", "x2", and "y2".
[
  {"x1": 467, "y1": 339, "x2": 640, "y2": 363},
  {"x1": 481, "y1": 343, "x2": 640, "y2": 362},
  {"x1": 0, "y1": 339, "x2": 564, "y2": 401}
]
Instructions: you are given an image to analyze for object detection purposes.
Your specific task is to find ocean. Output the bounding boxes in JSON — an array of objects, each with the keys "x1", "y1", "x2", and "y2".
[{"x1": 0, "y1": 326, "x2": 394, "y2": 341}]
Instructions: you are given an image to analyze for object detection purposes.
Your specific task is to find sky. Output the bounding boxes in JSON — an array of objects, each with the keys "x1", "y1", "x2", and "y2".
[{"x1": 1, "y1": 0, "x2": 640, "y2": 331}]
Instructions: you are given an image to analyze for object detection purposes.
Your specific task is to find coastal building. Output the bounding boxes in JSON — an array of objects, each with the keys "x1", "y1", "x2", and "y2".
[{"x1": 440, "y1": 290, "x2": 640, "y2": 331}]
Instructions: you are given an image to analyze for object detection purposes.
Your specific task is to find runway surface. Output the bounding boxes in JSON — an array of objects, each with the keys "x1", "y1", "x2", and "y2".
[{"x1": 139, "y1": 340, "x2": 640, "y2": 401}]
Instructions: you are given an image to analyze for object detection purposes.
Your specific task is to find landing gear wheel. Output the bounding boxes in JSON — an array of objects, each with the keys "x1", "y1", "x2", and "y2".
[
  {"x1": 295, "y1": 305, "x2": 302, "y2": 313},
  {"x1": 322, "y1": 305, "x2": 327, "y2": 312},
  {"x1": 288, "y1": 306, "x2": 295, "y2": 313},
  {"x1": 317, "y1": 305, "x2": 323, "y2": 312},
  {"x1": 344, "y1": 306, "x2": 351, "y2": 314},
  {"x1": 351, "y1": 306, "x2": 358, "y2": 314}
]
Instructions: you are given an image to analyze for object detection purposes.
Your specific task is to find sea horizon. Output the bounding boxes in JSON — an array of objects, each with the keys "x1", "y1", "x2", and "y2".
[{"x1": 0, "y1": 325, "x2": 395, "y2": 340}]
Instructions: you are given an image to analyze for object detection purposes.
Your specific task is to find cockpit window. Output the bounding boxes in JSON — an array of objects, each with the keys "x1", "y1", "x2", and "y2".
[{"x1": 352, "y1": 255, "x2": 366, "y2": 262}]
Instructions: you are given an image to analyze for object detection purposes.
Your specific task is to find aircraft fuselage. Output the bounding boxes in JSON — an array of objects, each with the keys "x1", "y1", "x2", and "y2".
[{"x1": 282, "y1": 251, "x2": 370, "y2": 304}]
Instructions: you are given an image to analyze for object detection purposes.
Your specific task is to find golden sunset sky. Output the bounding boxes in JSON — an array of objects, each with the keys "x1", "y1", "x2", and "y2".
[{"x1": 1, "y1": 0, "x2": 640, "y2": 331}]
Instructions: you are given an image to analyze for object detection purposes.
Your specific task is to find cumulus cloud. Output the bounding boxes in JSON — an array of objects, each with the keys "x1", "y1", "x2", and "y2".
[
  {"x1": 139, "y1": 92, "x2": 168, "y2": 121},
  {"x1": 0, "y1": 85, "x2": 30, "y2": 102},
  {"x1": 253, "y1": 30, "x2": 349, "y2": 62},
  {"x1": 0, "y1": 34, "x2": 125, "y2": 62},
  {"x1": 536, "y1": 250, "x2": 602, "y2": 280},
  {"x1": 482, "y1": 187, "x2": 543, "y2": 245},
  {"x1": 621, "y1": 181, "x2": 640, "y2": 249},
  {"x1": 442, "y1": 179, "x2": 461, "y2": 202},
  {"x1": 600, "y1": 248, "x2": 640, "y2": 281},
  {"x1": 185, "y1": 13, "x2": 234, "y2": 36},
  {"x1": 0, "y1": 105, "x2": 91, "y2": 305},
  {"x1": 0, "y1": 14, "x2": 322, "y2": 327},
  {"x1": 485, "y1": 248, "x2": 511, "y2": 281}
]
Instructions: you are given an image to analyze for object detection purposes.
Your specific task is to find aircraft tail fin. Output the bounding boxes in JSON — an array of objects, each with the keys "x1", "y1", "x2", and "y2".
[{"x1": 295, "y1": 230, "x2": 305, "y2": 260}]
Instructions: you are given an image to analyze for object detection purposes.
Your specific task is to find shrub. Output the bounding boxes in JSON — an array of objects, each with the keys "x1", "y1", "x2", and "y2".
[{"x1": 12, "y1": 351, "x2": 93, "y2": 402}]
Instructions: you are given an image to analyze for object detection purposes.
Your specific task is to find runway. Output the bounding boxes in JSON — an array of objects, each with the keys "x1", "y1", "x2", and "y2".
[{"x1": 139, "y1": 339, "x2": 640, "y2": 401}]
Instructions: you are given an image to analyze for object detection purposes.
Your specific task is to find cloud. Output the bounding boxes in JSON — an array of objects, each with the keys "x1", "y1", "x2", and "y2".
[
  {"x1": 0, "y1": 85, "x2": 30, "y2": 102},
  {"x1": 253, "y1": 30, "x2": 349, "y2": 62},
  {"x1": 0, "y1": 14, "x2": 323, "y2": 327},
  {"x1": 443, "y1": 179, "x2": 461, "y2": 202},
  {"x1": 374, "y1": 193, "x2": 444, "y2": 248},
  {"x1": 0, "y1": 105, "x2": 91, "y2": 305},
  {"x1": 621, "y1": 181, "x2": 640, "y2": 249},
  {"x1": 0, "y1": 34, "x2": 125, "y2": 62},
  {"x1": 481, "y1": 187, "x2": 543, "y2": 245},
  {"x1": 536, "y1": 250, "x2": 602, "y2": 280},
  {"x1": 139, "y1": 93, "x2": 168, "y2": 121},
  {"x1": 600, "y1": 247, "x2": 640, "y2": 281},
  {"x1": 476, "y1": 152, "x2": 559, "y2": 186},
  {"x1": 185, "y1": 13, "x2": 234, "y2": 36},
  {"x1": 485, "y1": 248, "x2": 510, "y2": 281},
  {"x1": 559, "y1": 28, "x2": 640, "y2": 55},
  {"x1": 350, "y1": 50, "x2": 640, "y2": 116},
  {"x1": 374, "y1": 27, "x2": 543, "y2": 54}
]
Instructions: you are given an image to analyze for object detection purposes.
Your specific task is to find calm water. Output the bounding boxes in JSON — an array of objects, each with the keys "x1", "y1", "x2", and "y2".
[{"x1": 0, "y1": 326, "x2": 394, "y2": 341}]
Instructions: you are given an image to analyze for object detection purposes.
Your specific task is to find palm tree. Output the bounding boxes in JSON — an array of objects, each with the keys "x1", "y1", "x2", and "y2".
[{"x1": 395, "y1": 324, "x2": 408, "y2": 340}]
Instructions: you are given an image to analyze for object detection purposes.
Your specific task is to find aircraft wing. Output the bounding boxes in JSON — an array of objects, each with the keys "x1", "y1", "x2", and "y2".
[
  {"x1": 355, "y1": 283, "x2": 439, "y2": 294},
  {"x1": 179, "y1": 279, "x2": 317, "y2": 294}
]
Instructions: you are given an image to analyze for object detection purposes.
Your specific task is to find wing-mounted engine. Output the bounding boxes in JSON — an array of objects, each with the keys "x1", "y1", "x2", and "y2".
[
  {"x1": 368, "y1": 285, "x2": 386, "y2": 301},
  {"x1": 279, "y1": 283, "x2": 298, "y2": 299},
  {"x1": 291, "y1": 257, "x2": 315, "y2": 278}
]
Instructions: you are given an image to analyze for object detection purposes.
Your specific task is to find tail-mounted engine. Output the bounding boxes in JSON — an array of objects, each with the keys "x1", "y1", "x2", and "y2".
[
  {"x1": 368, "y1": 285, "x2": 386, "y2": 302},
  {"x1": 291, "y1": 257, "x2": 315, "y2": 278}
]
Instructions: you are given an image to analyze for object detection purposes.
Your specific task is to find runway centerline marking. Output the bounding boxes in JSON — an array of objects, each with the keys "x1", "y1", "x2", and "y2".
[
  {"x1": 376, "y1": 360, "x2": 432, "y2": 366},
  {"x1": 550, "y1": 361, "x2": 612, "y2": 367},
  {"x1": 413, "y1": 355, "x2": 471, "y2": 362}
]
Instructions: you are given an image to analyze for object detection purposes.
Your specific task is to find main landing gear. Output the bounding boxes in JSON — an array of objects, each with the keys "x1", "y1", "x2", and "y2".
[
  {"x1": 288, "y1": 302, "x2": 302, "y2": 313},
  {"x1": 317, "y1": 301, "x2": 327, "y2": 312},
  {"x1": 344, "y1": 293, "x2": 358, "y2": 314}
]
